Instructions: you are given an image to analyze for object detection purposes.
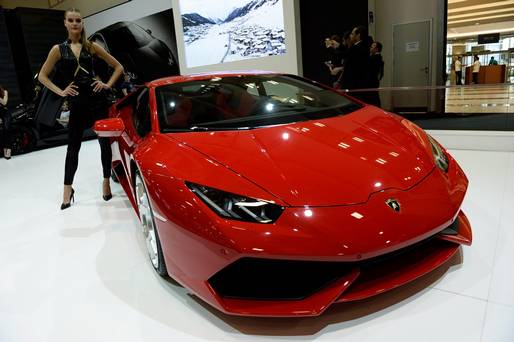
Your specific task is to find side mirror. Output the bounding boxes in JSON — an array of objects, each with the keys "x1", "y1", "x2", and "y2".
[{"x1": 94, "y1": 118, "x2": 125, "y2": 137}]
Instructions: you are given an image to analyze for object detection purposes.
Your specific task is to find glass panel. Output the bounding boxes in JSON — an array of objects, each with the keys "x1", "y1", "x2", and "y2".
[
  {"x1": 346, "y1": 84, "x2": 514, "y2": 131},
  {"x1": 155, "y1": 75, "x2": 360, "y2": 131}
]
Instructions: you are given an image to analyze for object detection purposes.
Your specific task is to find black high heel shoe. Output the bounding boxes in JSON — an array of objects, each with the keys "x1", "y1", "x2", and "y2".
[
  {"x1": 103, "y1": 181, "x2": 112, "y2": 201},
  {"x1": 60, "y1": 188, "x2": 75, "y2": 210}
]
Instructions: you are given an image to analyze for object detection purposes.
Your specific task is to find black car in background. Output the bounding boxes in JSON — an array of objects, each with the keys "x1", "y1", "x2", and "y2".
[
  {"x1": 9, "y1": 21, "x2": 180, "y2": 155},
  {"x1": 8, "y1": 96, "x2": 96, "y2": 155},
  {"x1": 89, "y1": 21, "x2": 179, "y2": 84}
]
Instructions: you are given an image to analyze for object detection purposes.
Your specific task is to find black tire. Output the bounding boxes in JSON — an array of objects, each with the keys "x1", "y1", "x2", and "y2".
[
  {"x1": 111, "y1": 169, "x2": 119, "y2": 183},
  {"x1": 135, "y1": 170, "x2": 167, "y2": 276},
  {"x1": 153, "y1": 219, "x2": 168, "y2": 277},
  {"x1": 111, "y1": 163, "x2": 124, "y2": 183}
]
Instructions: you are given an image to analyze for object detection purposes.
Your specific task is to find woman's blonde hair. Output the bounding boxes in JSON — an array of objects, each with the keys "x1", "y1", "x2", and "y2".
[{"x1": 64, "y1": 8, "x2": 93, "y2": 53}]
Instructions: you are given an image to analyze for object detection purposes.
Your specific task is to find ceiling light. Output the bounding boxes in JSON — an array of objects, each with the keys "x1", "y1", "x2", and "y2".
[
  {"x1": 448, "y1": 13, "x2": 514, "y2": 25},
  {"x1": 448, "y1": 7, "x2": 514, "y2": 20},
  {"x1": 448, "y1": 0, "x2": 514, "y2": 14}
]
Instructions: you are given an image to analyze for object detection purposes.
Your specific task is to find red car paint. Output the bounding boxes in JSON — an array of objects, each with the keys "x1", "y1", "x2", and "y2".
[{"x1": 94, "y1": 72, "x2": 472, "y2": 317}]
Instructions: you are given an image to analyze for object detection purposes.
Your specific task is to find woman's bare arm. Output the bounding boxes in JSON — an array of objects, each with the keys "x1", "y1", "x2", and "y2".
[
  {"x1": 38, "y1": 45, "x2": 78, "y2": 97},
  {"x1": 91, "y1": 42, "x2": 124, "y2": 90}
]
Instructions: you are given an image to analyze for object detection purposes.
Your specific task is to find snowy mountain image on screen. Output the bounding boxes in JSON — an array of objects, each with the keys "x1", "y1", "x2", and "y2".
[{"x1": 180, "y1": 0, "x2": 286, "y2": 68}]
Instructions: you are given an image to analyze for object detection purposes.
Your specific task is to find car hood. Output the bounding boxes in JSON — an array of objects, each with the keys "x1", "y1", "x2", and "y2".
[{"x1": 170, "y1": 107, "x2": 435, "y2": 206}]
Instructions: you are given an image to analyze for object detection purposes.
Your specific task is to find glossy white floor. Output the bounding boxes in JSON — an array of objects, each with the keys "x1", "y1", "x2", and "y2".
[{"x1": 1, "y1": 140, "x2": 513, "y2": 342}]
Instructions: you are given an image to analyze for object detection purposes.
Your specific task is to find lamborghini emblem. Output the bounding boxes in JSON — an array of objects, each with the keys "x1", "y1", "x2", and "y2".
[{"x1": 386, "y1": 199, "x2": 401, "y2": 212}]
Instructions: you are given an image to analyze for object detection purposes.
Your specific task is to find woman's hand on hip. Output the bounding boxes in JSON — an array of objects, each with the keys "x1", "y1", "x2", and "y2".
[
  {"x1": 91, "y1": 80, "x2": 110, "y2": 92},
  {"x1": 61, "y1": 82, "x2": 79, "y2": 97}
]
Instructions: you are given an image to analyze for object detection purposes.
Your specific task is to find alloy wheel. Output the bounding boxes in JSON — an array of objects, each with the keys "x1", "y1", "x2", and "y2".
[{"x1": 135, "y1": 173, "x2": 159, "y2": 269}]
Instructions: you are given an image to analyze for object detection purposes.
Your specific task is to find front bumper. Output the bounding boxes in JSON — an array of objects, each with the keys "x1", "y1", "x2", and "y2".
[
  {"x1": 206, "y1": 209, "x2": 470, "y2": 316},
  {"x1": 155, "y1": 156, "x2": 472, "y2": 317}
]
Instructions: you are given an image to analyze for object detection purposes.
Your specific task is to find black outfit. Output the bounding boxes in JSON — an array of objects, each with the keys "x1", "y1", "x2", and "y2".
[
  {"x1": 455, "y1": 63, "x2": 462, "y2": 85},
  {"x1": 120, "y1": 80, "x2": 135, "y2": 95},
  {"x1": 368, "y1": 53, "x2": 384, "y2": 107},
  {"x1": 57, "y1": 41, "x2": 111, "y2": 185},
  {"x1": 472, "y1": 72, "x2": 479, "y2": 84},
  {"x1": 341, "y1": 41, "x2": 370, "y2": 102},
  {"x1": 369, "y1": 53, "x2": 384, "y2": 88},
  {"x1": 327, "y1": 46, "x2": 346, "y2": 87},
  {"x1": 0, "y1": 102, "x2": 11, "y2": 152},
  {"x1": 456, "y1": 71, "x2": 462, "y2": 85}
]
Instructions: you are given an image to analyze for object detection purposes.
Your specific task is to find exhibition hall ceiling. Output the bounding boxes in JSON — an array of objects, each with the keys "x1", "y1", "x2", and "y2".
[
  {"x1": 448, "y1": 0, "x2": 514, "y2": 38},
  {"x1": 0, "y1": 0, "x2": 128, "y2": 16}
]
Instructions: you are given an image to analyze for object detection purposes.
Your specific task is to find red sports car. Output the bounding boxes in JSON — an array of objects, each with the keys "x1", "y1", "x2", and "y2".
[{"x1": 94, "y1": 71, "x2": 472, "y2": 317}]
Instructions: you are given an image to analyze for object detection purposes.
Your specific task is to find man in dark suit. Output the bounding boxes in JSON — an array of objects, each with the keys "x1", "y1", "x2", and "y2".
[
  {"x1": 341, "y1": 26, "x2": 370, "y2": 99},
  {"x1": 368, "y1": 41, "x2": 384, "y2": 107}
]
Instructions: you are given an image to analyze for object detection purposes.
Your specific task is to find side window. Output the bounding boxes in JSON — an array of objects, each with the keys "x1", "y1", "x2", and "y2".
[
  {"x1": 133, "y1": 88, "x2": 151, "y2": 137},
  {"x1": 128, "y1": 24, "x2": 153, "y2": 47}
]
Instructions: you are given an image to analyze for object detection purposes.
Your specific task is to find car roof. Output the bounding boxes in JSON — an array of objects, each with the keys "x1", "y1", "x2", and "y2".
[{"x1": 147, "y1": 70, "x2": 281, "y2": 88}]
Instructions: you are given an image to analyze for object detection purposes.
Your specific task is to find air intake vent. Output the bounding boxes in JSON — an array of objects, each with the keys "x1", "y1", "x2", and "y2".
[{"x1": 209, "y1": 258, "x2": 351, "y2": 301}]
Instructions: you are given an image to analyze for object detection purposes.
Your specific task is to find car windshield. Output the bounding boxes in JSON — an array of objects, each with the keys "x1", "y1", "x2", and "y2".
[{"x1": 156, "y1": 74, "x2": 361, "y2": 132}]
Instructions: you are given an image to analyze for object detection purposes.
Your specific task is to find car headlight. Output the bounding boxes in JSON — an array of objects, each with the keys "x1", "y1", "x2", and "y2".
[
  {"x1": 186, "y1": 182, "x2": 284, "y2": 224},
  {"x1": 427, "y1": 135, "x2": 449, "y2": 173}
]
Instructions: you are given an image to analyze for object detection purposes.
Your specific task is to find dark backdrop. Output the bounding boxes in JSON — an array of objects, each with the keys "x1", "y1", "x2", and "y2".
[
  {"x1": 6, "y1": 7, "x2": 65, "y2": 105},
  {"x1": 299, "y1": 0, "x2": 368, "y2": 86},
  {"x1": 0, "y1": 9, "x2": 21, "y2": 110},
  {"x1": 134, "y1": 9, "x2": 179, "y2": 68}
]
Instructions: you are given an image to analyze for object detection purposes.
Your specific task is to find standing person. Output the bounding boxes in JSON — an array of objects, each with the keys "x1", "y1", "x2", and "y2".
[
  {"x1": 38, "y1": 8, "x2": 124, "y2": 210},
  {"x1": 0, "y1": 85, "x2": 12, "y2": 159},
  {"x1": 472, "y1": 55, "x2": 480, "y2": 84},
  {"x1": 368, "y1": 41, "x2": 384, "y2": 106},
  {"x1": 120, "y1": 73, "x2": 136, "y2": 96},
  {"x1": 324, "y1": 35, "x2": 345, "y2": 87},
  {"x1": 341, "y1": 25, "x2": 371, "y2": 101},
  {"x1": 455, "y1": 56, "x2": 462, "y2": 85},
  {"x1": 489, "y1": 56, "x2": 498, "y2": 65},
  {"x1": 331, "y1": 31, "x2": 352, "y2": 89}
]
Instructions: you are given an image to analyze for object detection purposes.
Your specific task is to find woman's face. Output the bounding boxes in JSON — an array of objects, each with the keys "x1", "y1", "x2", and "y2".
[{"x1": 64, "y1": 11, "x2": 83, "y2": 36}]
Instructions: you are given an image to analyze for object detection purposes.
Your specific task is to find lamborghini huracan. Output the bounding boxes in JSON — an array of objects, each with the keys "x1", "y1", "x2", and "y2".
[{"x1": 94, "y1": 71, "x2": 472, "y2": 317}]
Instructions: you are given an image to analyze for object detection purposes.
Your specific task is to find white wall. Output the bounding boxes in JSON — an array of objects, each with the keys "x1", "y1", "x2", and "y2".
[
  {"x1": 84, "y1": 0, "x2": 172, "y2": 35},
  {"x1": 171, "y1": 0, "x2": 301, "y2": 75},
  {"x1": 375, "y1": 0, "x2": 445, "y2": 88},
  {"x1": 54, "y1": 0, "x2": 129, "y2": 17}
]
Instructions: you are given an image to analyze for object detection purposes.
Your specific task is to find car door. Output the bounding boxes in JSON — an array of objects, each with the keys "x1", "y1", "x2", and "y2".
[{"x1": 111, "y1": 87, "x2": 151, "y2": 193}]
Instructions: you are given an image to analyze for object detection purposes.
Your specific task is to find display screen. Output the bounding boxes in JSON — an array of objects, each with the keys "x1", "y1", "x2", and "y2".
[{"x1": 178, "y1": 0, "x2": 286, "y2": 68}]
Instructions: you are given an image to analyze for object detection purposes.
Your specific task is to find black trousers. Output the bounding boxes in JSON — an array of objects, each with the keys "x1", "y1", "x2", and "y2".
[
  {"x1": 456, "y1": 71, "x2": 462, "y2": 85},
  {"x1": 472, "y1": 72, "x2": 479, "y2": 84},
  {"x1": 0, "y1": 109, "x2": 11, "y2": 150},
  {"x1": 64, "y1": 89, "x2": 111, "y2": 185}
]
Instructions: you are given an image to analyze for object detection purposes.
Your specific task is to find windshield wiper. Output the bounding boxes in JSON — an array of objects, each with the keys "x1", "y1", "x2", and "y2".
[
  {"x1": 190, "y1": 126, "x2": 210, "y2": 131},
  {"x1": 189, "y1": 126, "x2": 252, "y2": 131},
  {"x1": 269, "y1": 104, "x2": 308, "y2": 114}
]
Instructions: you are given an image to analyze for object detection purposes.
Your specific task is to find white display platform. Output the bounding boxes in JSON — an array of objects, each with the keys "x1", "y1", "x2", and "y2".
[{"x1": 1, "y1": 141, "x2": 513, "y2": 342}]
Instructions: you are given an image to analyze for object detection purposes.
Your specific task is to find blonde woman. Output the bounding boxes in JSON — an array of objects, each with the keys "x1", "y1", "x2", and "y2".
[{"x1": 38, "y1": 8, "x2": 124, "y2": 209}]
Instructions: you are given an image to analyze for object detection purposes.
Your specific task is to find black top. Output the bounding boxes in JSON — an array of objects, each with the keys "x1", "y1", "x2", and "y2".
[
  {"x1": 57, "y1": 41, "x2": 95, "y2": 89},
  {"x1": 369, "y1": 53, "x2": 384, "y2": 88},
  {"x1": 341, "y1": 41, "x2": 370, "y2": 90},
  {"x1": 328, "y1": 46, "x2": 346, "y2": 68}
]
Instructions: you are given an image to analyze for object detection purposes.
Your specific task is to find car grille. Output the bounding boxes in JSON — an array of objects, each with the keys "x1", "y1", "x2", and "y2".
[
  {"x1": 209, "y1": 221, "x2": 460, "y2": 301},
  {"x1": 209, "y1": 258, "x2": 352, "y2": 301}
]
